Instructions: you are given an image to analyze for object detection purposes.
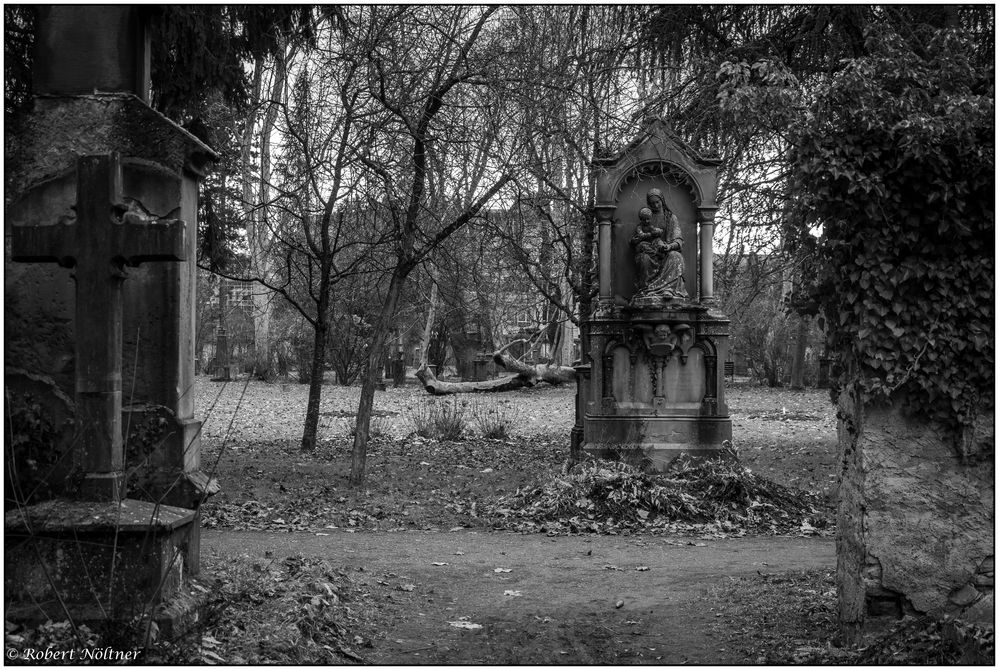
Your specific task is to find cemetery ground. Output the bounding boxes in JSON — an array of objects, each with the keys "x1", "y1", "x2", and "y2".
[
  {"x1": 177, "y1": 377, "x2": 988, "y2": 665},
  {"x1": 188, "y1": 377, "x2": 852, "y2": 665},
  {"x1": 14, "y1": 378, "x2": 981, "y2": 664}
]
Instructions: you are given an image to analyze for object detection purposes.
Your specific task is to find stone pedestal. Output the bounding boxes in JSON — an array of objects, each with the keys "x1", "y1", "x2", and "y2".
[
  {"x1": 582, "y1": 305, "x2": 731, "y2": 468},
  {"x1": 5, "y1": 500, "x2": 202, "y2": 634}
]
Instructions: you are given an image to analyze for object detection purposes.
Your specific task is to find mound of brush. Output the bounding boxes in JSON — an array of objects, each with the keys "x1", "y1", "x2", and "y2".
[{"x1": 490, "y1": 453, "x2": 829, "y2": 535}]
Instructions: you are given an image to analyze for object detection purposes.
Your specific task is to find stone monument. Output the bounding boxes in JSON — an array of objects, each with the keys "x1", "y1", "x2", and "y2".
[
  {"x1": 5, "y1": 6, "x2": 216, "y2": 633},
  {"x1": 572, "y1": 119, "x2": 731, "y2": 469}
]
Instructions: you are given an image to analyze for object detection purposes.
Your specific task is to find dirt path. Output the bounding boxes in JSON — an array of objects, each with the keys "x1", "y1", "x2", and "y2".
[{"x1": 203, "y1": 530, "x2": 834, "y2": 664}]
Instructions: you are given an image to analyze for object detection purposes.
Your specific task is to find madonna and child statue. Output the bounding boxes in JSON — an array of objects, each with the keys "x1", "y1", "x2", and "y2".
[{"x1": 629, "y1": 187, "x2": 688, "y2": 306}]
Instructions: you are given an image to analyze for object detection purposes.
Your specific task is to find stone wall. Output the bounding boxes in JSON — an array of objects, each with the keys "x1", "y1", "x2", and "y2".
[{"x1": 838, "y1": 392, "x2": 994, "y2": 633}]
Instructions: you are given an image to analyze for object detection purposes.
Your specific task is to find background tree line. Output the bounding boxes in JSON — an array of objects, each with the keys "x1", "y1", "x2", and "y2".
[{"x1": 4, "y1": 5, "x2": 992, "y2": 486}]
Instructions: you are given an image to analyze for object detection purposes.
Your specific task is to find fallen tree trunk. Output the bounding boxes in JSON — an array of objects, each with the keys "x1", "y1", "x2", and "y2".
[
  {"x1": 415, "y1": 365, "x2": 531, "y2": 394},
  {"x1": 491, "y1": 351, "x2": 575, "y2": 386},
  {"x1": 415, "y1": 343, "x2": 575, "y2": 395}
]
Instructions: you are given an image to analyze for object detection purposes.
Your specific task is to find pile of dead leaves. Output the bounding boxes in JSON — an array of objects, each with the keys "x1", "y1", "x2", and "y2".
[
  {"x1": 489, "y1": 455, "x2": 830, "y2": 536},
  {"x1": 151, "y1": 554, "x2": 372, "y2": 664}
]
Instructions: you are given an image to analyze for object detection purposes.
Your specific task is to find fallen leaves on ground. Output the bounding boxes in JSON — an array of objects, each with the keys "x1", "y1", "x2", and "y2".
[
  {"x1": 182, "y1": 552, "x2": 372, "y2": 665},
  {"x1": 850, "y1": 616, "x2": 994, "y2": 665},
  {"x1": 4, "y1": 554, "x2": 375, "y2": 665},
  {"x1": 702, "y1": 568, "x2": 994, "y2": 665},
  {"x1": 194, "y1": 377, "x2": 839, "y2": 537},
  {"x1": 705, "y1": 569, "x2": 840, "y2": 664},
  {"x1": 194, "y1": 379, "x2": 575, "y2": 446},
  {"x1": 199, "y1": 433, "x2": 564, "y2": 533}
]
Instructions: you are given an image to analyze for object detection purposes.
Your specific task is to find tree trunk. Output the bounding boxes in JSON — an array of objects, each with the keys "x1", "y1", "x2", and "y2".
[
  {"x1": 248, "y1": 51, "x2": 288, "y2": 375},
  {"x1": 835, "y1": 382, "x2": 866, "y2": 646},
  {"x1": 350, "y1": 271, "x2": 405, "y2": 485},
  {"x1": 301, "y1": 274, "x2": 331, "y2": 452},
  {"x1": 415, "y1": 364, "x2": 530, "y2": 394},
  {"x1": 300, "y1": 319, "x2": 327, "y2": 452},
  {"x1": 790, "y1": 314, "x2": 809, "y2": 390},
  {"x1": 413, "y1": 341, "x2": 575, "y2": 395},
  {"x1": 214, "y1": 276, "x2": 230, "y2": 379},
  {"x1": 493, "y1": 349, "x2": 575, "y2": 385},
  {"x1": 242, "y1": 57, "x2": 269, "y2": 375},
  {"x1": 418, "y1": 279, "x2": 438, "y2": 368}
]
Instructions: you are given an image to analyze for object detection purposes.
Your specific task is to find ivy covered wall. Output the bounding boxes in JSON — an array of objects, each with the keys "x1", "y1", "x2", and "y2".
[{"x1": 788, "y1": 30, "x2": 994, "y2": 640}]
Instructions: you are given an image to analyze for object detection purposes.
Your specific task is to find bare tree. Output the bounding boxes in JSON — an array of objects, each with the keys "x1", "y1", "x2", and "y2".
[
  {"x1": 215, "y1": 15, "x2": 398, "y2": 452},
  {"x1": 349, "y1": 6, "x2": 515, "y2": 485}
]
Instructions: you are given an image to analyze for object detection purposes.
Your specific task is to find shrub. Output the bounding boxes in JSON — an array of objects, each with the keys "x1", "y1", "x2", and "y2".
[
  {"x1": 5, "y1": 393, "x2": 73, "y2": 507},
  {"x1": 409, "y1": 397, "x2": 467, "y2": 441},
  {"x1": 469, "y1": 398, "x2": 516, "y2": 439}
]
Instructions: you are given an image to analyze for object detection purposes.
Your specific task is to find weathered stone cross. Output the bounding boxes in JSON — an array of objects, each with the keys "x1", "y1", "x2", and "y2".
[{"x1": 11, "y1": 152, "x2": 187, "y2": 500}]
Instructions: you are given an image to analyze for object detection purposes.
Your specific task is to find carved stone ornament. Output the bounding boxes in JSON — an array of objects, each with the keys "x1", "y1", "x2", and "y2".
[{"x1": 632, "y1": 322, "x2": 693, "y2": 363}]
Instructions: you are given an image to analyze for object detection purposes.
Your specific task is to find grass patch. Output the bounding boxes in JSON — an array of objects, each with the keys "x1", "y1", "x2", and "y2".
[
  {"x1": 409, "y1": 397, "x2": 468, "y2": 441},
  {"x1": 469, "y1": 398, "x2": 517, "y2": 439}
]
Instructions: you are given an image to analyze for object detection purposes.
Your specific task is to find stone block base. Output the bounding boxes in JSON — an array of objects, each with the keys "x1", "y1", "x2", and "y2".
[
  {"x1": 582, "y1": 417, "x2": 732, "y2": 472},
  {"x1": 5, "y1": 584, "x2": 208, "y2": 643},
  {"x1": 582, "y1": 416, "x2": 732, "y2": 471},
  {"x1": 5, "y1": 498, "x2": 199, "y2": 631}
]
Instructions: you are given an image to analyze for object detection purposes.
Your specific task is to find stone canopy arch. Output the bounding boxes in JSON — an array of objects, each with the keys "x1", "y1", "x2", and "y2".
[
  {"x1": 609, "y1": 159, "x2": 705, "y2": 209},
  {"x1": 590, "y1": 117, "x2": 722, "y2": 305}
]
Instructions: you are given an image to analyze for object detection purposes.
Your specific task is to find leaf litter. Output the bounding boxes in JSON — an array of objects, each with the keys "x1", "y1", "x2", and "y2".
[
  {"x1": 487, "y1": 452, "x2": 830, "y2": 537},
  {"x1": 195, "y1": 380, "x2": 837, "y2": 538},
  {"x1": 175, "y1": 379, "x2": 893, "y2": 663},
  {"x1": 15, "y1": 383, "x2": 981, "y2": 663}
]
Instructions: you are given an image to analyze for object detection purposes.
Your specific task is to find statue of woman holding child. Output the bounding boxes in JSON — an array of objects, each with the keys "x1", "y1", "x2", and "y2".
[{"x1": 630, "y1": 188, "x2": 688, "y2": 304}]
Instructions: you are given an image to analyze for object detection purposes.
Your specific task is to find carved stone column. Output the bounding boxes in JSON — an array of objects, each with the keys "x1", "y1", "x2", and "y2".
[
  {"x1": 596, "y1": 206, "x2": 615, "y2": 304},
  {"x1": 698, "y1": 208, "x2": 718, "y2": 303}
]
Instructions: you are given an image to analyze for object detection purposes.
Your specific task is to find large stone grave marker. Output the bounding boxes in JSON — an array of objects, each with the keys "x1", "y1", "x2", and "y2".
[
  {"x1": 4, "y1": 6, "x2": 215, "y2": 631},
  {"x1": 572, "y1": 119, "x2": 731, "y2": 469},
  {"x1": 11, "y1": 153, "x2": 186, "y2": 497}
]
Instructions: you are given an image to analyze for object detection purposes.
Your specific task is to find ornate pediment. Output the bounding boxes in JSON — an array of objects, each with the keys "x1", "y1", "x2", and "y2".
[{"x1": 591, "y1": 117, "x2": 721, "y2": 210}]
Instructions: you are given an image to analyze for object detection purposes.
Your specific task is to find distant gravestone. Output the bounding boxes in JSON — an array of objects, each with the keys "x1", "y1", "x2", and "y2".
[
  {"x1": 817, "y1": 356, "x2": 832, "y2": 389},
  {"x1": 4, "y1": 6, "x2": 215, "y2": 634},
  {"x1": 571, "y1": 119, "x2": 732, "y2": 469}
]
